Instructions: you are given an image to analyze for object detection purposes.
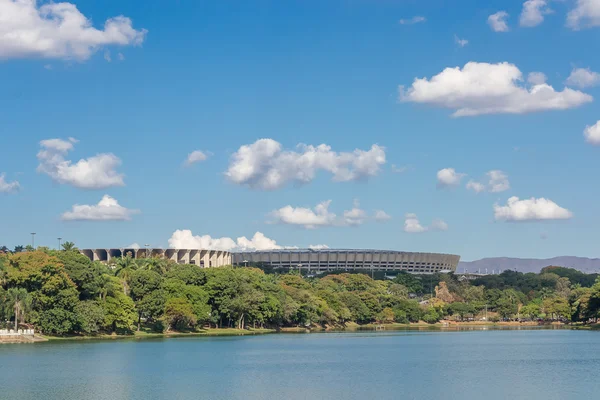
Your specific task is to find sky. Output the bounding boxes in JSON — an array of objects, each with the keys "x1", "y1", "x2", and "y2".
[{"x1": 1, "y1": 0, "x2": 600, "y2": 261}]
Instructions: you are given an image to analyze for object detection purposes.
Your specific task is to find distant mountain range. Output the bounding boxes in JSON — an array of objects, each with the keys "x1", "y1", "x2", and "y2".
[{"x1": 458, "y1": 257, "x2": 600, "y2": 274}]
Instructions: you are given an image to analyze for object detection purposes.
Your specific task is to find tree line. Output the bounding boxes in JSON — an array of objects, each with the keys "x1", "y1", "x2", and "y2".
[{"x1": 1, "y1": 247, "x2": 600, "y2": 336}]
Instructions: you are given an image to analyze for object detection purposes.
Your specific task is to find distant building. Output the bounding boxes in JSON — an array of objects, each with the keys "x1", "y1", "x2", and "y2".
[
  {"x1": 234, "y1": 249, "x2": 459, "y2": 274},
  {"x1": 79, "y1": 248, "x2": 232, "y2": 267},
  {"x1": 79, "y1": 248, "x2": 460, "y2": 274}
]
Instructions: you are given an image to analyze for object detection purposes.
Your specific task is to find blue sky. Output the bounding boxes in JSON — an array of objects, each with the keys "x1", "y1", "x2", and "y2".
[{"x1": 1, "y1": 0, "x2": 600, "y2": 261}]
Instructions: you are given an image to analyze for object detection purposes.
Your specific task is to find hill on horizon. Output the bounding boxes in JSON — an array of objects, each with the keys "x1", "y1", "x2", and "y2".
[{"x1": 458, "y1": 256, "x2": 600, "y2": 274}]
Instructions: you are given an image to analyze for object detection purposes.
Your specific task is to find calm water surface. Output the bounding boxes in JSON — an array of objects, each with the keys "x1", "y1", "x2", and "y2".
[{"x1": 1, "y1": 328, "x2": 599, "y2": 400}]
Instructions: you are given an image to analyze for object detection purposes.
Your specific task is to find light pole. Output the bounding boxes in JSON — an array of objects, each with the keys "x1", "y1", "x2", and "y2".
[
  {"x1": 145, "y1": 244, "x2": 150, "y2": 258},
  {"x1": 298, "y1": 263, "x2": 302, "y2": 276},
  {"x1": 58, "y1": 237, "x2": 62, "y2": 250},
  {"x1": 30, "y1": 232, "x2": 36, "y2": 248}
]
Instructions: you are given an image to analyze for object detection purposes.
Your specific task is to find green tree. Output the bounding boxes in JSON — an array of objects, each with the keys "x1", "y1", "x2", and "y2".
[
  {"x1": 74, "y1": 301, "x2": 105, "y2": 334},
  {"x1": 7, "y1": 287, "x2": 31, "y2": 330},
  {"x1": 61, "y1": 242, "x2": 78, "y2": 252},
  {"x1": 164, "y1": 297, "x2": 197, "y2": 331}
]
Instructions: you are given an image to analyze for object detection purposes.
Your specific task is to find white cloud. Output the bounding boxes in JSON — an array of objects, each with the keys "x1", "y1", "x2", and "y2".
[
  {"x1": 270, "y1": 199, "x2": 386, "y2": 227},
  {"x1": 61, "y1": 195, "x2": 139, "y2": 221},
  {"x1": 566, "y1": 67, "x2": 600, "y2": 88},
  {"x1": 103, "y1": 50, "x2": 111, "y2": 62},
  {"x1": 488, "y1": 11, "x2": 510, "y2": 32},
  {"x1": 399, "y1": 16, "x2": 426, "y2": 25},
  {"x1": 404, "y1": 213, "x2": 448, "y2": 233},
  {"x1": 374, "y1": 210, "x2": 392, "y2": 221},
  {"x1": 520, "y1": 0, "x2": 552, "y2": 27},
  {"x1": 126, "y1": 243, "x2": 141, "y2": 250},
  {"x1": 400, "y1": 62, "x2": 592, "y2": 117},
  {"x1": 168, "y1": 230, "x2": 285, "y2": 251},
  {"x1": 184, "y1": 150, "x2": 210, "y2": 167},
  {"x1": 118, "y1": 52, "x2": 125, "y2": 61},
  {"x1": 454, "y1": 35, "x2": 468, "y2": 47},
  {"x1": 466, "y1": 180, "x2": 486, "y2": 193},
  {"x1": 567, "y1": 0, "x2": 600, "y2": 29},
  {"x1": 225, "y1": 139, "x2": 386, "y2": 190},
  {"x1": 343, "y1": 200, "x2": 367, "y2": 226},
  {"x1": 488, "y1": 170, "x2": 510, "y2": 193},
  {"x1": 527, "y1": 72, "x2": 547, "y2": 85},
  {"x1": 309, "y1": 244, "x2": 330, "y2": 250},
  {"x1": 0, "y1": 173, "x2": 20, "y2": 194},
  {"x1": 437, "y1": 168, "x2": 466, "y2": 188},
  {"x1": 0, "y1": 0, "x2": 147, "y2": 61},
  {"x1": 584, "y1": 120, "x2": 600, "y2": 145},
  {"x1": 37, "y1": 138, "x2": 125, "y2": 189},
  {"x1": 270, "y1": 200, "x2": 337, "y2": 229},
  {"x1": 494, "y1": 196, "x2": 573, "y2": 221},
  {"x1": 467, "y1": 170, "x2": 510, "y2": 193}
]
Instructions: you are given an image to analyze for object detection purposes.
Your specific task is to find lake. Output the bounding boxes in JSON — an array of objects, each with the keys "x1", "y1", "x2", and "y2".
[{"x1": 1, "y1": 328, "x2": 599, "y2": 400}]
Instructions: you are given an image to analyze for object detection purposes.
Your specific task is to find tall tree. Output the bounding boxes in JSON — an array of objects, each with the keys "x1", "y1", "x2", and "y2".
[
  {"x1": 7, "y1": 288, "x2": 31, "y2": 330},
  {"x1": 61, "y1": 241, "x2": 77, "y2": 252}
]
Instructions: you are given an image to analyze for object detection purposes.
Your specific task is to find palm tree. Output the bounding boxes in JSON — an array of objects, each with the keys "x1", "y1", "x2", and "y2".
[
  {"x1": 24, "y1": 245, "x2": 34, "y2": 252},
  {"x1": 0, "y1": 246, "x2": 9, "y2": 254},
  {"x1": 139, "y1": 258, "x2": 168, "y2": 275},
  {"x1": 114, "y1": 255, "x2": 137, "y2": 295},
  {"x1": 7, "y1": 288, "x2": 31, "y2": 331},
  {"x1": 13, "y1": 245, "x2": 24, "y2": 253},
  {"x1": 61, "y1": 241, "x2": 77, "y2": 252}
]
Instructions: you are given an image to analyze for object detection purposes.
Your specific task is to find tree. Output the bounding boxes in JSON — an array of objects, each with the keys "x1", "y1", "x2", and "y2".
[
  {"x1": 114, "y1": 255, "x2": 138, "y2": 295},
  {"x1": 447, "y1": 302, "x2": 475, "y2": 321},
  {"x1": 74, "y1": 301, "x2": 105, "y2": 334},
  {"x1": 7, "y1": 288, "x2": 31, "y2": 330},
  {"x1": 13, "y1": 246, "x2": 24, "y2": 253},
  {"x1": 164, "y1": 297, "x2": 196, "y2": 331},
  {"x1": 520, "y1": 302, "x2": 541, "y2": 320},
  {"x1": 61, "y1": 241, "x2": 78, "y2": 252},
  {"x1": 376, "y1": 307, "x2": 395, "y2": 323}
]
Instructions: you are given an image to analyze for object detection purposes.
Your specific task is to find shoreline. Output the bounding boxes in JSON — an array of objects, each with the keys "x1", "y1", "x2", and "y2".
[{"x1": 2, "y1": 321, "x2": 593, "y2": 343}]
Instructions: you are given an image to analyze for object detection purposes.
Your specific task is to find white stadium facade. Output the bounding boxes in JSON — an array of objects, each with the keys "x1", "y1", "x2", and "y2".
[{"x1": 79, "y1": 248, "x2": 460, "y2": 274}]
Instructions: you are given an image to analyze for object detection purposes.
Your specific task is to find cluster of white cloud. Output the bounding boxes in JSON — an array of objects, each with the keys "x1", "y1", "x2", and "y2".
[
  {"x1": 269, "y1": 200, "x2": 390, "y2": 229},
  {"x1": 584, "y1": 120, "x2": 600, "y2": 145},
  {"x1": 398, "y1": 16, "x2": 426, "y2": 25},
  {"x1": 494, "y1": 196, "x2": 573, "y2": 221},
  {"x1": 466, "y1": 170, "x2": 510, "y2": 193},
  {"x1": 567, "y1": 0, "x2": 600, "y2": 29},
  {"x1": 184, "y1": 150, "x2": 210, "y2": 167},
  {"x1": 520, "y1": 0, "x2": 552, "y2": 27},
  {"x1": 0, "y1": 173, "x2": 19, "y2": 194},
  {"x1": 374, "y1": 210, "x2": 392, "y2": 221},
  {"x1": 0, "y1": 0, "x2": 147, "y2": 61},
  {"x1": 269, "y1": 200, "x2": 337, "y2": 229},
  {"x1": 61, "y1": 195, "x2": 139, "y2": 221},
  {"x1": 225, "y1": 139, "x2": 386, "y2": 190},
  {"x1": 400, "y1": 62, "x2": 592, "y2": 117},
  {"x1": 488, "y1": 11, "x2": 510, "y2": 32},
  {"x1": 168, "y1": 230, "x2": 289, "y2": 251},
  {"x1": 404, "y1": 213, "x2": 448, "y2": 233},
  {"x1": 566, "y1": 67, "x2": 600, "y2": 88},
  {"x1": 37, "y1": 138, "x2": 125, "y2": 189},
  {"x1": 343, "y1": 200, "x2": 367, "y2": 226},
  {"x1": 436, "y1": 168, "x2": 465, "y2": 188}
]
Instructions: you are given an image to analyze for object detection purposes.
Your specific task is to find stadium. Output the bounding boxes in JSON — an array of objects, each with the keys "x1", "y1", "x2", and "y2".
[{"x1": 80, "y1": 248, "x2": 460, "y2": 274}]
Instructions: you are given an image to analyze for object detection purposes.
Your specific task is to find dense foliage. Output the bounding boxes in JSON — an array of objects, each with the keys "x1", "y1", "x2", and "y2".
[{"x1": 1, "y1": 248, "x2": 600, "y2": 335}]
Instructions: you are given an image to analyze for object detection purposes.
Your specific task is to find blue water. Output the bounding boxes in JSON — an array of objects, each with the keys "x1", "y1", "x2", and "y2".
[{"x1": 1, "y1": 329, "x2": 599, "y2": 400}]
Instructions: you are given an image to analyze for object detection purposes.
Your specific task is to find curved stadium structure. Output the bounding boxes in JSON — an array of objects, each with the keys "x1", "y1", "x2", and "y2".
[
  {"x1": 79, "y1": 248, "x2": 460, "y2": 274},
  {"x1": 234, "y1": 249, "x2": 460, "y2": 274}
]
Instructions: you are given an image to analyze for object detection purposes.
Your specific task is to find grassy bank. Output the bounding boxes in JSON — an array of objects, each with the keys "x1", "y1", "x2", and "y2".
[{"x1": 43, "y1": 327, "x2": 275, "y2": 341}]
